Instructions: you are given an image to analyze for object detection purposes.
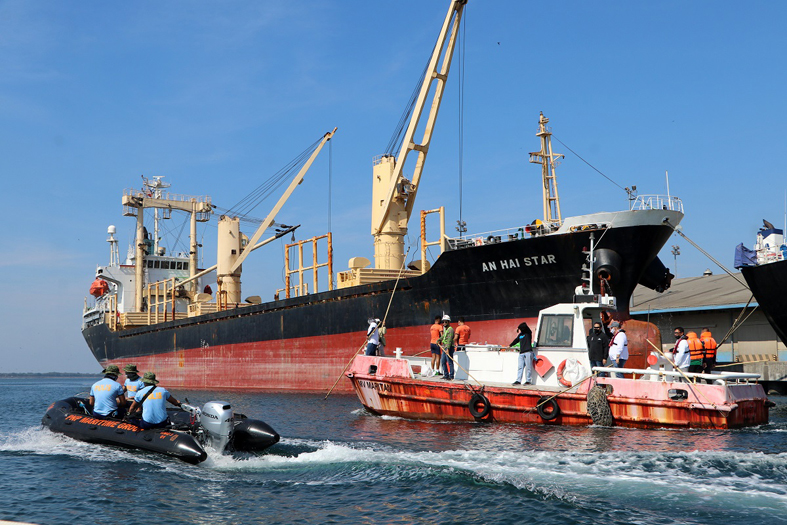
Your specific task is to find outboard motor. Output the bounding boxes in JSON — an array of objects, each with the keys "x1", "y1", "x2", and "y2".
[{"x1": 199, "y1": 401, "x2": 235, "y2": 452}]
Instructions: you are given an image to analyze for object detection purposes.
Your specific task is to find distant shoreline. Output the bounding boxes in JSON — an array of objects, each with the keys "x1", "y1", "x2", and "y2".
[{"x1": 0, "y1": 372, "x2": 101, "y2": 378}]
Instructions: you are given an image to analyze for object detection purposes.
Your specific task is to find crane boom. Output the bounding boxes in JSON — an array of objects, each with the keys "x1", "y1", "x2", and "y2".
[
  {"x1": 228, "y1": 128, "x2": 337, "y2": 274},
  {"x1": 371, "y1": 0, "x2": 466, "y2": 271}
]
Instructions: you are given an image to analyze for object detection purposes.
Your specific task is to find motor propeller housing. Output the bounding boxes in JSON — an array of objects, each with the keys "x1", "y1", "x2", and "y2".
[{"x1": 199, "y1": 400, "x2": 235, "y2": 451}]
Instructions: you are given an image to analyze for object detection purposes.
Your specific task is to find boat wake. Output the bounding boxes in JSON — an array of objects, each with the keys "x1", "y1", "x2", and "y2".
[
  {"x1": 6, "y1": 426, "x2": 787, "y2": 518},
  {"x1": 202, "y1": 438, "x2": 787, "y2": 517}
]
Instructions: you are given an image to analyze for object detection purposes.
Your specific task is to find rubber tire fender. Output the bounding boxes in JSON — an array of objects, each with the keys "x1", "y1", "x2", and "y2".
[
  {"x1": 468, "y1": 393, "x2": 491, "y2": 419},
  {"x1": 536, "y1": 396, "x2": 560, "y2": 421}
]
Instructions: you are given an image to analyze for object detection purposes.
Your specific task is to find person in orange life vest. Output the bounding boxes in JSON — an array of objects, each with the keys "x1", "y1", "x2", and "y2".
[
  {"x1": 89, "y1": 365, "x2": 127, "y2": 419},
  {"x1": 687, "y1": 331, "x2": 705, "y2": 373},
  {"x1": 429, "y1": 315, "x2": 443, "y2": 375},
  {"x1": 700, "y1": 328, "x2": 718, "y2": 375},
  {"x1": 454, "y1": 317, "x2": 471, "y2": 351},
  {"x1": 128, "y1": 372, "x2": 182, "y2": 430},
  {"x1": 608, "y1": 321, "x2": 628, "y2": 379}
]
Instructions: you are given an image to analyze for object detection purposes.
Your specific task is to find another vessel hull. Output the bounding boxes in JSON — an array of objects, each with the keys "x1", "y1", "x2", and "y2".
[
  {"x1": 84, "y1": 222, "x2": 674, "y2": 393},
  {"x1": 741, "y1": 259, "x2": 787, "y2": 346}
]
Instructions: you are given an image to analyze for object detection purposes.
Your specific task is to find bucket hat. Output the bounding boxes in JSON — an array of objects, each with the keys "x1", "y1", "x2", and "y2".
[
  {"x1": 123, "y1": 364, "x2": 139, "y2": 374},
  {"x1": 141, "y1": 371, "x2": 159, "y2": 385},
  {"x1": 102, "y1": 365, "x2": 120, "y2": 375}
]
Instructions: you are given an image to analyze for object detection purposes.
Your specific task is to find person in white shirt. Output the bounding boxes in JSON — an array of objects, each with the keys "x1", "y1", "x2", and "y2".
[
  {"x1": 608, "y1": 321, "x2": 629, "y2": 378},
  {"x1": 672, "y1": 326, "x2": 691, "y2": 378},
  {"x1": 365, "y1": 318, "x2": 380, "y2": 356}
]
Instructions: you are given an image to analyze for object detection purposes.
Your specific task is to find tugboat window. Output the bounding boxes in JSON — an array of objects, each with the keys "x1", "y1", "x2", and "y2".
[
  {"x1": 154, "y1": 260, "x2": 160, "y2": 269},
  {"x1": 538, "y1": 314, "x2": 573, "y2": 347}
]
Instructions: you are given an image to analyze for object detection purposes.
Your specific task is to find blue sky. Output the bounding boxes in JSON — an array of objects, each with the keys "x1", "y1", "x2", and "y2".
[{"x1": 2, "y1": 1, "x2": 786, "y2": 372}]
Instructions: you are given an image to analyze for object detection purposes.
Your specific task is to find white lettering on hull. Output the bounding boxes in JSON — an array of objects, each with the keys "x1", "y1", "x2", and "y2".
[{"x1": 482, "y1": 255, "x2": 557, "y2": 272}]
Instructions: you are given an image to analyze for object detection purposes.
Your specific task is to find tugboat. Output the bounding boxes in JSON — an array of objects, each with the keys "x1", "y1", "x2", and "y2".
[
  {"x1": 82, "y1": 0, "x2": 682, "y2": 393},
  {"x1": 346, "y1": 290, "x2": 771, "y2": 429},
  {"x1": 42, "y1": 397, "x2": 280, "y2": 464}
]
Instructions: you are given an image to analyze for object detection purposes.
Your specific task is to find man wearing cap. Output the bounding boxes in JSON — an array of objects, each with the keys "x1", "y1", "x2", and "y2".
[
  {"x1": 365, "y1": 318, "x2": 380, "y2": 356},
  {"x1": 128, "y1": 372, "x2": 183, "y2": 430},
  {"x1": 439, "y1": 315, "x2": 455, "y2": 380},
  {"x1": 89, "y1": 365, "x2": 127, "y2": 419},
  {"x1": 672, "y1": 327, "x2": 691, "y2": 378},
  {"x1": 608, "y1": 321, "x2": 628, "y2": 379},
  {"x1": 122, "y1": 364, "x2": 145, "y2": 402}
]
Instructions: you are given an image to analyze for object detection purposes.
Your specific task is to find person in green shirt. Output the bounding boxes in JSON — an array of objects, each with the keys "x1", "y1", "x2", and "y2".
[{"x1": 439, "y1": 315, "x2": 455, "y2": 380}]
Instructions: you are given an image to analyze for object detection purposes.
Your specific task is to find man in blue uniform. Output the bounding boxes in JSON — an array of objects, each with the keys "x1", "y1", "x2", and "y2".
[
  {"x1": 128, "y1": 372, "x2": 183, "y2": 429},
  {"x1": 122, "y1": 364, "x2": 145, "y2": 402},
  {"x1": 89, "y1": 365, "x2": 126, "y2": 419}
]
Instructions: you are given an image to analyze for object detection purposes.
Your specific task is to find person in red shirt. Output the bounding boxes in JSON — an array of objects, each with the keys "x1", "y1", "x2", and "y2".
[
  {"x1": 429, "y1": 315, "x2": 442, "y2": 375},
  {"x1": 454, "y1": 318, "x2": 471, "y2": 351}
]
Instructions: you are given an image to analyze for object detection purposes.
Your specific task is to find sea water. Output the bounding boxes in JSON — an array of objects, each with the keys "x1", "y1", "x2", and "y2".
[{"x1": 1, "y1": 377, "x2": 786, "y2": 524}]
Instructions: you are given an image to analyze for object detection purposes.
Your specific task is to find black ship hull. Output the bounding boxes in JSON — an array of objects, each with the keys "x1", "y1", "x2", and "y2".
[
  {"x1": 83, "y1": 213, "x2": 677, "y2": 393},
  {"x1": 741, "y1": 259, "x2": 787, "y2": 345}
]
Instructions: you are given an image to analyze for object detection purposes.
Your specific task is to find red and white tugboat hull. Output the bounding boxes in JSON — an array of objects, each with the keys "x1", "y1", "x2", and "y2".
[{"x1": 347, "y1": 298, "x2": 771, "y2": 429}]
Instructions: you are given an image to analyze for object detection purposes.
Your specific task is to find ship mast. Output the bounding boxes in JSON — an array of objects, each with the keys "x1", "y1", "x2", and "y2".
[
  {"x1": 122, "y1": 179, "x2": 213, "y2": 312},
  {"x1": 529, "y1": 112, "x2": 564, "y2": 228},
  {"x1": 371, "y1": 0, "x2": 467, "y2": 271}
]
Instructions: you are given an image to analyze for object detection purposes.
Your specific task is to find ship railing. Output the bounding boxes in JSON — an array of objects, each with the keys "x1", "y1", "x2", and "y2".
[
  {"x1": 147, "y1": 278, "x2": 177, "y2": 324},
  {"x1": 123, "y1": 188, "x2": 212, "y2": 206},
  {"x1": 591, "y1": 366, "x2": 760, "y2": 384},
  {"x1": 446, "y1": 225, "x2": 546, "y2": 250},
  {"x1": 631, "y1": 195, "x2": 684, "y2": 213}
]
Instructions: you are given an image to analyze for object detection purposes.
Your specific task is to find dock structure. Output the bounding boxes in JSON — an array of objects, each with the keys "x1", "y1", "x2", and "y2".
[{"x1": 631, "y1": 272, "x2": 787, "y2": 393}]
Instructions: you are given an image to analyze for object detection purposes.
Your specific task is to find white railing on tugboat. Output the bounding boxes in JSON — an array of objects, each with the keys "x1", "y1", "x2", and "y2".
[
  {"x1": 631, "y1": 195, "x2": 684, "y2": 213},
  {"x1": 591, "y1": 367, "x2": 760, "y2": 384}
]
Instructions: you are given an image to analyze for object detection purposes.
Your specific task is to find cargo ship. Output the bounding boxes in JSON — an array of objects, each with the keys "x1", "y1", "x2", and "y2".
[
  {"x1": 736, "y1": 221, "x2": 787, "y2": 345},
  {"x1": 82, "y1": 0, "x2": 684, "y2": 393}
]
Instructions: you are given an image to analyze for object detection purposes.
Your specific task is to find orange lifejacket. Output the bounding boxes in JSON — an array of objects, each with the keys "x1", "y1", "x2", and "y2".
[
  {"x1": 687, "y1": 332, "x2": 704, "y2": 361},
  {"x1": 700, "y1": 331, "x2": 717, "y2": 359}
]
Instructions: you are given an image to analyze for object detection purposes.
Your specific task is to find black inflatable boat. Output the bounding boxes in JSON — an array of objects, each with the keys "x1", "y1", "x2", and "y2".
[{"x1": 42, "y1": 397, "x2": 280, "y2": 464}]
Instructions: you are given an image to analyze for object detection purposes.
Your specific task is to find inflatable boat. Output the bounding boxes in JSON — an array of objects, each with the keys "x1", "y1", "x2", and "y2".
[{"x1": 42, "y1": 396, "x2": 280, "y2": 464}]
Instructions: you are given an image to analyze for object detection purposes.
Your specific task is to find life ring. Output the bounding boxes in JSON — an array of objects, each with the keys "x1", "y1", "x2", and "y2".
[
  {"x1": 556, "y1": 359, "x2": 573, "y2": 387},
  {"x1": 468, "y1": 393, "x2": 491, "y2": 419},
  {"x1": 536, "y1": 396, "x2": 560, "y2": 421}
]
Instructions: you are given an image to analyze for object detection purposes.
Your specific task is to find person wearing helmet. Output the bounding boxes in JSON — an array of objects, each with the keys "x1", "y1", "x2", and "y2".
[
  {"x1": 439, "y1": 315, "x2": 455, "y2": 380},
  {"x1": 365, "y1": 318, "x2": 380, "y2": 356}
]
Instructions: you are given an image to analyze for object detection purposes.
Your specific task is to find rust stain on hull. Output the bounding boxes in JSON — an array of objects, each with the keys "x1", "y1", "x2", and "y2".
[{"x1": 351, "y1": 375, "x2": 769, "y2": 430}]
